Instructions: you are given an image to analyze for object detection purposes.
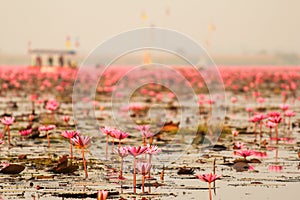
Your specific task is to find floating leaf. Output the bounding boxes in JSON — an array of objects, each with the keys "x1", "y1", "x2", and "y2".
[
  {"x1": 0, "y1": 164, "x2": 25, "y2": 174},
  {"x1": 233, "y1": 162, "x2": 249, "y2": 172}
]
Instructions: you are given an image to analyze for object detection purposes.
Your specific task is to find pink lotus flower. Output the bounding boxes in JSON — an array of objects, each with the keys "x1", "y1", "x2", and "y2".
[
  {"x1": 285, "y1": 110, "x2": 296, "y2": 131},
  {"x1": 265, "y1": 121, "x2": 276, "y2": 129},
  {"x1": 284, "y1": 110, "x2": 296, "y2": 117},
  {"x1": 268, "y1": 165, "x2": 282, "y2": 172},
  {"x1": 97, "y1": 190, "x2": 108, "y2": 200},
  {"x1": 137, "y1": 161, "x2": 152, "y2": 176},
  {"x1": 232, "y1": 130, "x2": 239, "y2": 137},
  {"x1": 231, "y1": 97, "x2": 238, "y2": 103},
  {"x1": 72, "y1": 135, "x2": 92, "y2": 179},
  {"x1": 198, "y1": 94, "x2": 206, "y2": 100},
  {"x1": 100, "y1": 126, "x2": 114, "y2": 160},
  {"x1": 1, "y1": 116, "x2": 15, "y2": 147},
  {"x1": 198, "y1": 99, "x2": 205, "y2": 105},
  {"x1": 254, "y1": 113, "x2": 267, "y2": 121},
  {"x1": 256, "y1": 97, "x2": 265, "y2": 103},
  {"x1": 167, "y1": 92, "x2": 175, "y2": 99},
  {"x1": 206, "y1": 99, "x2": 215, "y2": 105},
  {"x1": 1, "y1": 116, "x2": 15, "y2": 126},
  {"x1": 196, "y1": 173, "x2": 221, "y2": 183},
  {"x1": 245, "y1": 107, "x2": 253, "y2": 113},
  {"x1": 1, "y1": 161, "x2": 10, "y2": 168},
  {"x1": 146, "y1": 145, "x2": 162, "y2": 155},
  {"x1": 145, "y1": 145, "x2": 161, "y2": 179},
  {"x1": 112, "y1": 129, "x2": 129, "y2": 140},
  {"x1": 268, "y1": 111, "x2": 281, "y2": 117},
  {"x1": 115, "y1": 146, "x2": 129, "y2": 181},
  {"x1": 46, "y1": 99, "x2": 59, "y2": 111},
  {"x1": 136, "y1": 124, "x2": 153, "y2": 145},
  {"x1": 30, "y1": 94, "x2": 38, "y2": 101},
  {"x1": 235, "y1": 149, "x2": 254, "y2": 159},
  {"x1": 269, "y1": 119, "x2": 281, "y2": 144},
  {"x1": 19, "y1": 129, "x2": 32, "y2": 137},
  {"x1": 129, "y1": 103, "x2": 145, "y2": 112},
  {"x1": 39, "y1": 125, "x2": 56, "y2": 148},
  {"x1": 269, "y1": 116, "x2": 282, "y2": 124},
  {"x1": 196, "y1": 173, "x2": 221, "y2": 200},
  {"x1": 72, "y1": 135, "x2": 92, "y2": 148},
  {"x1": 100, "y1": 126, "x2": 114, "y2": 136},
  {"x1": 142, "y1": 131, "x2": 154, "y2": 139},
  {"x1": 233, "y1": 141, "x2": 244, "y2": 149},
  {"x1": 137, "y1": 160, "x2": 152, "y2": 193},
  {"x1": 249, "y1": 115, "x2": 259, "y2": 123},
  {"x1": 253, "y1": 151, "x2": 267, "y2": 158},
  {"x1": 61, "y1": 130, "x2": 79, "y2": 139},
  {"x1": 279, "y1": 104, "x2": 290, "y2": 111},
  {"x1": 61, "y1": 130, "x2": 79, "y2": 159},
  {"x1": 39, "y1": 125, "x2": 56, "y2": 131},
  {"x1": 62, "y1": 115, "x2": 70, "y2": 123},
  {"x1": 111, "y1": 129, "x2": 129, "y2": 148},
  {"x1": 135, "y1": 124, "x2": 151, "y2": 133},
  {"x1": 127, "y1": 146, "x2": 148, "y2": 194},
  {"x1": 127, "y1": 146, "x2": 148, "y2": 157},
  {"x1": 116, "y1": 146, "x2": 129, "y2": 158}
]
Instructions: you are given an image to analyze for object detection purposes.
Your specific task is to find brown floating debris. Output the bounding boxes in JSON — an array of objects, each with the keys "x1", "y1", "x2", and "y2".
[
  {"x1": 160, "y1": 121, "x2": 180, "y2": 133},
  {"x1": 177, "y1": 167, "x2": 195, "y2": 175},
  {"x1": 18, "y1": 154, "x2": 27, "y2": 159},
  {"x1": 207, "y1": 144, "x2": 227, "y2": 151},
  {"x1": 0, "y1": 164, "x2": 25, "y2": 174},
  {"x1": 36, "y1": 175, "x2": 54, "y2": 179},
  {"x1": 249, "y1": 158, "x2": 261, "y2": 163},
  {"x1": 48, "y1": 155, "x2": 78, "y2": 174},
  {"x1": 160, "y1": 165, "x2": 165, "y2": 183},
  {"x1": 233, "y1": 162, "x2": 250, "y2": 172},
  {"x1": 54, "y1": 191, "x2": 119, "y2": 198}
]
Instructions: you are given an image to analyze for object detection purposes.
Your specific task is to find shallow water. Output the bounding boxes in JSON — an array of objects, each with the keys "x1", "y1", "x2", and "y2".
[{"x1": 1, "y1": 66, "x2": 300, "y2": 200}]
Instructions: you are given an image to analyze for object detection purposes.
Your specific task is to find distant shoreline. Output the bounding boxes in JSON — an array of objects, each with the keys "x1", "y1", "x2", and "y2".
[{"x1": 1, "y1": 53, "x2": 300, "y2": 65}]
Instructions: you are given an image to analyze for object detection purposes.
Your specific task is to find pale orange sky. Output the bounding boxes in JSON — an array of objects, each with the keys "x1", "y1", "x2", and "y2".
[{"x1": 0, "y1": 0, "x2": 300, "y2": 55}]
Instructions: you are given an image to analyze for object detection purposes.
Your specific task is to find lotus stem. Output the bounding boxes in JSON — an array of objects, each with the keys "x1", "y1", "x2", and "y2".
[
  {"x1": 208, "y1": 182, "x2": 212, "y2": 200},
  {"x1": 119, "y1": 157, "x2": 124, "y2": 179},
  {"x1": 133, "y1": 156, "x2": 137, "y2": 194},
  {"x1": 46, "y1": 131, "x2": 50, "y2": 148},
  {"x1": 149, "y1": 137, "x2": 153, "y2": 145},
  {"x1": 69, "y1": 138, "x2": 73, "y2": 159},
  {"x1": 120, "y1": 157, "x2": 124, "y2": 194},
  {"x1": 213, "y1": 158, "x2": 216, "y2": 190},
  {"x1": 275, "y1": 124, "x2": 279, "y2": 145},
  {"x1": 259, "y1": 120, "x2": 262, "y2": 144},
  {"x1": 105, "y1": 135, "x2": 108, "y2": 160},
  {"x1": 6, "y1": 126, "x2": 10, "y2": 147},
  {"x1": 148, "y1": 154, "x2": 152, "y2": 178},
  {"x1": 254, "y1": 122, "x2": 257, "y2": 142},
  {"x1": 142, "y1": 175, "x2": 145, "y2": 193},
  {"x1": 82, "y1": 147, "x2": 88, "y2": 179},
  {"x1": 7, "y1": 126, "x2": 11, "y2": 148},
  {"x1": 32, "y1": 101, "x2": 35, "y2": 114}
]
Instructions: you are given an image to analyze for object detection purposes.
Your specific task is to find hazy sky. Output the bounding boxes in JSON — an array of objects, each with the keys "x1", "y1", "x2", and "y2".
[{"x1": 1, "y1": 0, "x2": 300, "y2": 55}]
